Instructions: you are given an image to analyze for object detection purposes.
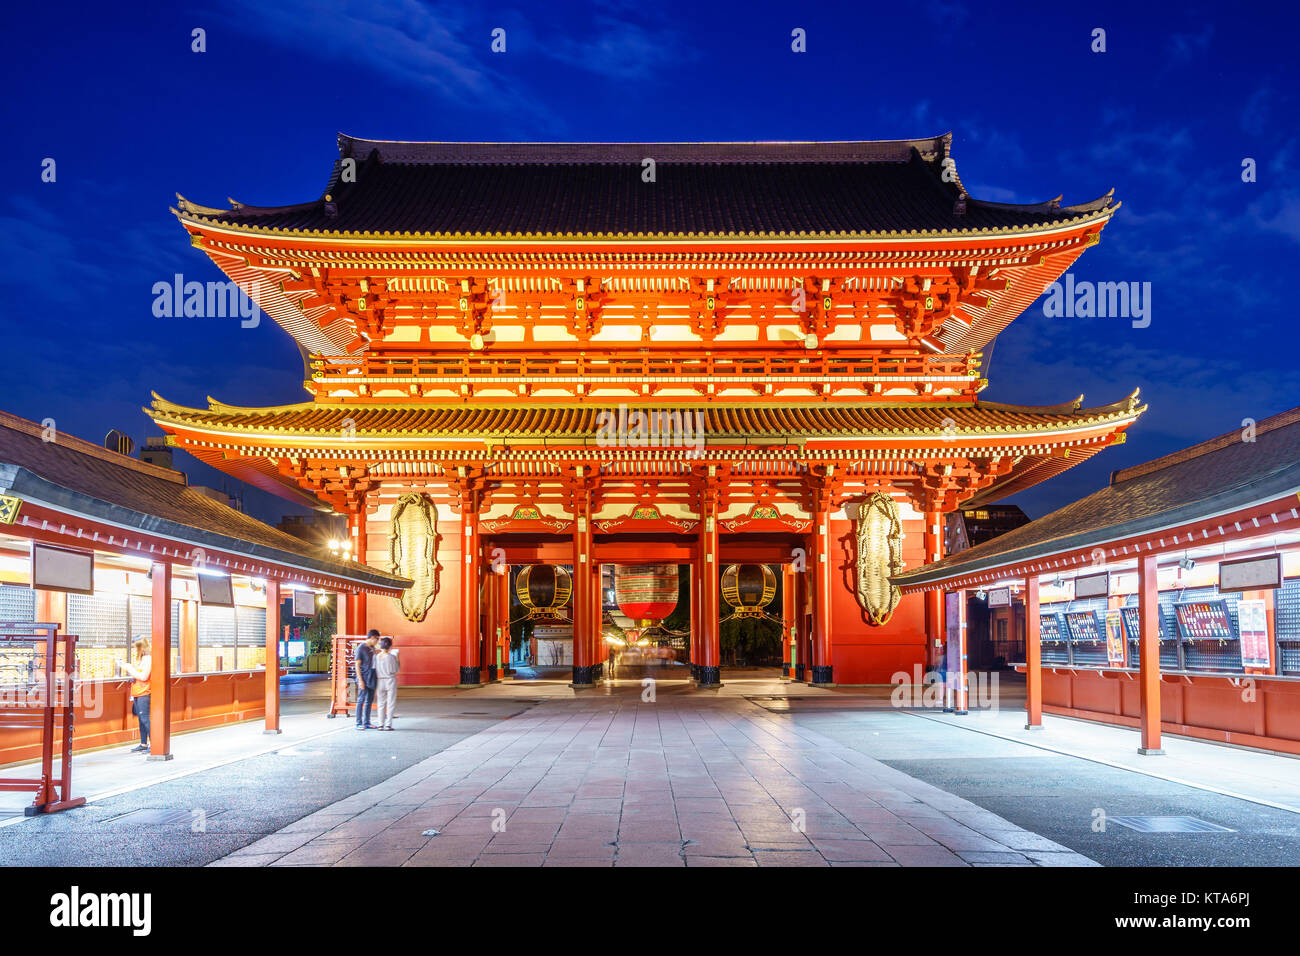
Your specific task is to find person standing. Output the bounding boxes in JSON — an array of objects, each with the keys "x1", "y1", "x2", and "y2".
[
  {"x1": 118, "y1": 636, "x2": 152, "y2": 753},
  {"x1": 354, "y1": 630, "x2": 380, "y2": 729},
  {"x1": 374, "y1": 638, "x2": 400, "y2": 730}
]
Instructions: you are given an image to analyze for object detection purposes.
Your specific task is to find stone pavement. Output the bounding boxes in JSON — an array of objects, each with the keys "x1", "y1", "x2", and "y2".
[{"x1": 216, "y1": 693, "x2": 1096, "y2": 867}]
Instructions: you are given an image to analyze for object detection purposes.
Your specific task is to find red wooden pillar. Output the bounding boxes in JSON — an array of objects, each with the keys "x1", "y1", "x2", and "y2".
[
  {"x1": 781, "y1": 564, "x2": 795, "y2": 678},
  {"x1": 148, "y1": 561, "x2": 173, "y2": 761},
  {"x1": 495, "y1": 566, "x2": 511, "y2": 678},
  {"x1": 922, "y1": 509, "x2": 944, "y2": 672},
  {"x1": 1137, "y1": 553, "x2": 1164, "y2": 754},
  {"x1": 1024, "y1": 575, "x2": 1042, "y2": 729},
  {"x1": 809, "y1": 504, "x2": 834, "y2": 685},
  {"x1": 951, "y1": 590, "x2": 969, "y2": 713},
  {"x1": 698, "y1": 489, "x2": 721, "y2": 686},
  {"x1": 689, "y1": 554, "x2": 701, "y2": 679},
  {"x1": 459, "y1": 489, "x2": 482, "y2": 686},
  {"x1": 264, "y1": 578, "x2": 282, "y2": 733},
  {"x1": 591, "y1": 560, "x2": 604, "y2": 677},
  {"x1": 571, "y1": 502, "x2": 594, "y2": 686},
  {"x1": 345, "y1": 507, "x2": 367, "y2": 633}
]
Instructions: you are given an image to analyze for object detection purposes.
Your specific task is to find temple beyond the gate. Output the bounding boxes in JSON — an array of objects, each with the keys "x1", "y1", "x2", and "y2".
[{"x1": 149, "y1": 133, "x2": 1143, "y2": 687}]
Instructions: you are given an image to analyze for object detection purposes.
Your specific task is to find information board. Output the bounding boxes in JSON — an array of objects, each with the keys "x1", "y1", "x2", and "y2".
[{"x1": 1237, "y1": 599, "x2": 1271, "y2": 669}]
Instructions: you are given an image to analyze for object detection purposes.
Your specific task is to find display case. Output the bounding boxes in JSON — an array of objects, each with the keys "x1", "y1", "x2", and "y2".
[
  {"x1": 1120, "y1": 604, "x2": 1180, "y2": 669},
  {"x1": 1064, "y1": 609, "x2": 1108, "y2": 665},
  {"x1": 1175, "y1": 598, "x2": 1242, "y2": 672},
  {"x1": 1039, "y1": 611, "x2": 1070, "y2": 663}
]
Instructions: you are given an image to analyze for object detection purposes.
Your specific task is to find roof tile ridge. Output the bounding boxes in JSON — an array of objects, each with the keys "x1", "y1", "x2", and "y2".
[
  {"x1": 0, "y1": 411, "x2": 186, "y2": 485},
  {"x1": 1111, "y1": 405, "x2": 1300, "y2": 485}
]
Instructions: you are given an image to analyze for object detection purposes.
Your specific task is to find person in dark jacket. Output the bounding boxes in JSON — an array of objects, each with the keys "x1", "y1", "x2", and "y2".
[{"x1": 354, "y1": 630, "x2": 380, "y2": 729}]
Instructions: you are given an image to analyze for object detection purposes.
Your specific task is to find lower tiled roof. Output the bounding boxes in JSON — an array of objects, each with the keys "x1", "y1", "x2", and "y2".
[
  {"x1": 0, "y1": 412, "x2": 408, "y2": 591},
  {"x1": 147, "y1": 396, "x2": 1142, "y2": 441},
  {"x1": 894, "y1": 407, "x2": 1300, "y2": 586}
]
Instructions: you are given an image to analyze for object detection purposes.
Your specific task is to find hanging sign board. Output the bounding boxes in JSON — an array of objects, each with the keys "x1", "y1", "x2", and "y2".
[
  {"x1": 1073, "y1": 572, "x2": 1110, "y2": 600},
  {"x1": 198, "y1": 573, "x2": 235, "y2": 607},
  {"x1": 1218, "y1": 554, "x2": 1281, "y2": 593},
  {"x1": 1104, "y1": 610, "x2": 1126, "y2": 665},
  {"x1": 31, "y1": 543, "x2": 94, "y2": 595},
  {"x1": 987, "y1": 587, "x2": 1011, "y2": 607},
  {"x1": 292, "y1": 589, "x2": 318, "y2": 617},
  {"x1": 1237, "y1": 599, "x2": 1271, "y2": 669}
]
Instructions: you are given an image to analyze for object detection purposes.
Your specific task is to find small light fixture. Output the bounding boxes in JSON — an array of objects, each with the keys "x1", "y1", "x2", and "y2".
[
  {"x1": 975, "y1": 589, "x2": 987, "y2": 601},
  {"x1": 1053, "y1": 575, "x2": 1065, "y2": 588},
  {"x1": 803, "y1": 332, "x2": 818, "y2": 349},
  {"x1": 1178, "y1": 556, "x2": 1195, "y2": 572}
]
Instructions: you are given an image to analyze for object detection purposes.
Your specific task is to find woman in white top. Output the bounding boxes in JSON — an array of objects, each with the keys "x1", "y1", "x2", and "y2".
[{"x1": 374, "y1": 638, "x2": 400, "y2": 730}]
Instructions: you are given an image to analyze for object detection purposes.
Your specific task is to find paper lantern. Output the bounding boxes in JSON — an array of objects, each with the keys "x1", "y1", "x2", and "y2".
[
  {"x1": 515, "y1": 565, "x2": 572, "y2": 620},
  {"x1": 721, "y1": 564, "x2": 777, "y2": 618},
  {"x1": 614, "y1": 564, "x2": 678, "y2": 623}
]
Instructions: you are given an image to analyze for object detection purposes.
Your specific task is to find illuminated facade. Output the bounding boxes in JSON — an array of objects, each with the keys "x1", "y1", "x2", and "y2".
[{"x1": 151, "y1": 134, "x2": 1142, "y2": 686}]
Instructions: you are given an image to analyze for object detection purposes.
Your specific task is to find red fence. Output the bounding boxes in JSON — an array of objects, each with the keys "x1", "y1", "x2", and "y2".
[{"x1": 0, "y1": 622, "x2": 85, "y2": 815}]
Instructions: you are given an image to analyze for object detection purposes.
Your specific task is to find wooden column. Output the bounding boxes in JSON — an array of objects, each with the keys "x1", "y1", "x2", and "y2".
[
  {"x1": 148, "y1": 562, "x2": 172, "y2": 760},
  {"x1": 591, "y1": 560, "x2": 604, "y2": 677},
  {"x1": 264, "y1": 578, "x2": 281, "y2": 733},
  {"x1": 955, "y1": 590, "x2": 968, "y2": 713},
  {"x1": 459, "y1": 487, "x2": 482, "y2": 686},
  {"x1": 697, "y1": 486, "x2": 721, "y2": 686},
  {"x1": 496, "y1": 567, "x2": 511, "y2": 677},
  {"x1": 781, "y1": 564, "x2": 796, "y2": 678},
  {"x1": 1024, "y1": 575, "x2": 1042, "y2": 729},
  {"x1": 922, "y1": 508, "x2": 944, "y2": 671},
  {"x1": 809, "y1": 498, "x2": 834, "y2": 685},
  {"x1": 345, "y1": 507, "x2": 368, "y2": 633},
  {"x1": 792, "y1": 568, "x2": 808, "y2": 681},
  {"x1": 571, "y1": 488, "x2": 594, "y2": 686},
  {"x1": 1137, "y1": 553, "x2": 1164, "y2": 754},
  {"x1": 179, "y1": 600, "x2": 198, "y2": 673}
]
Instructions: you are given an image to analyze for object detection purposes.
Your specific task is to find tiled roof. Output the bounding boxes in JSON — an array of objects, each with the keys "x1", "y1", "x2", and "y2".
[
  {"x1": 895, "y1": 407, "x2": 1300, "y2": 586},
  {"x1": 0, "y1": 412, "x2": 408, "y2": 591},
  {"x1": 173, "y1": 134, "x2": 1116, "y2": 240},
  {"x1": 147, "y1": 395, "x2": 1143, "y2": 441}
]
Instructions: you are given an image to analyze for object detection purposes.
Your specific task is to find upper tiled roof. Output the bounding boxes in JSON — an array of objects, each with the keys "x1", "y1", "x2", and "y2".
[
  {"x1": 172, "y1": 133, "x2": 1116, "y2": 240},
  {"x1": 0, "y1": 411, "x2": 407, "y2": 592},
  {"x1": 895, "y1": 407, "x2": 1300, "y2": 586}
]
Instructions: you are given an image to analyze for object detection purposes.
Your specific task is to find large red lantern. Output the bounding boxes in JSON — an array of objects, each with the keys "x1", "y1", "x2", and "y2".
[{"x1": 613, "y1": 564, "x2": 679, "y2": 623}]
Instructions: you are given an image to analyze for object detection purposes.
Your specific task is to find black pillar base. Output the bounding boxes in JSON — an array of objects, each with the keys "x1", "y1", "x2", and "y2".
[
  {"x1": 486, "y1": 664, "x2": 498, "y2": 682},
  {"x1": 781, "y1": 662, "x2": 790, "y2": 678},
  {"x1": 690, "y1": 663, "x2": 700, "y2": 681},
  {"x1": 593, "y1": 661, "x2": 604, "y2": 681},
  {"x1": 696, "y1": 665, "x2": 721, "y2": 687},
  {"x1": 458, "y1": 666, "x2": 481, "y2": 686},
  {"x1": 793, "y1": 664, "x2": 806, "y2": 681},
  {"x1": 571, "y1": 665, "x2": 594, "y2": 686},
  {"x1": 810, "y1": 665, "x2": 833, "y2": 685}
]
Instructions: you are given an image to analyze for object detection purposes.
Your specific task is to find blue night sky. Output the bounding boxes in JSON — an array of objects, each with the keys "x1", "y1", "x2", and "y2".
[{"x1": 1, "y1": 1, "x2": 1296, "y2": 524}]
